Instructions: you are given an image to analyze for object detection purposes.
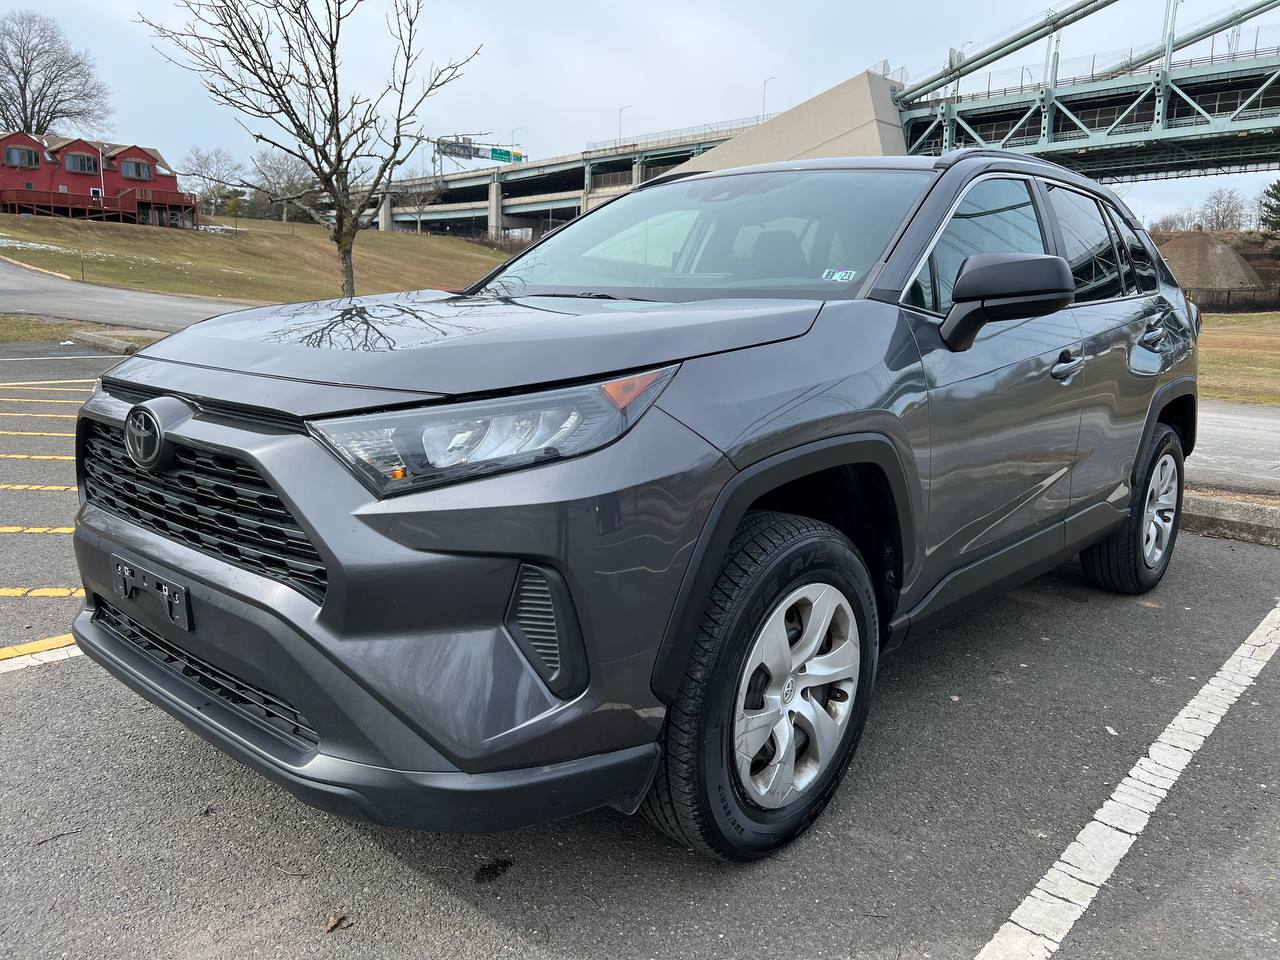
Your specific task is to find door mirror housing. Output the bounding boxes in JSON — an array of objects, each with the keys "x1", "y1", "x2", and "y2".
[{"x1": 939, "y1": 253, "x2": 1075, "y2": 351}]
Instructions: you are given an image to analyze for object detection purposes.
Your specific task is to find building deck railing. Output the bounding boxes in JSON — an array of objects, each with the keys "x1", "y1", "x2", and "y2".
[{"x1": 0, "y1": 187, "x2": 197, "y2": 210}]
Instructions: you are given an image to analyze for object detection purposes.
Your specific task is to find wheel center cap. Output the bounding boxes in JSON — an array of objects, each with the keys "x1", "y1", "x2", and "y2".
[{"x1": 782, "y1": 676, "x2": 798, "y2": 704}]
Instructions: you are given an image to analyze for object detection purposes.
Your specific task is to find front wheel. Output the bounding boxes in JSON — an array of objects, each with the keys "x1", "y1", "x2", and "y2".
[
  {"x1": 1081, "y1": 423, "x2": 1184, "y2": 594},
  {"x1": 640, "y1": 511, "x2": 879, "y2": 861}
]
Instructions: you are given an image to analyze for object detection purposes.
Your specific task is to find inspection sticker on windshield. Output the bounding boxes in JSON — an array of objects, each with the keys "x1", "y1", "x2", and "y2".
[{"x1": 821, "y1": 268, "x2": 858, "y2": 282}]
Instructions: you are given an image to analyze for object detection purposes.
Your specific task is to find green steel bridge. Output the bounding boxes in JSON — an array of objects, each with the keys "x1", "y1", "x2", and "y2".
[{"x1": 896, "y1": 0, "x2": 1280, "y2": 181}]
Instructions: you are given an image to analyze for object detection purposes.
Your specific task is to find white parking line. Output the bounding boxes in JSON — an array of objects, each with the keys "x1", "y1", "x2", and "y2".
[
  {"x1": 975, "y1": 600, "x2": 1280, "y2": 960},
  {"x1": 0, "y1": 645, "x2": 84, "y2": 673}
]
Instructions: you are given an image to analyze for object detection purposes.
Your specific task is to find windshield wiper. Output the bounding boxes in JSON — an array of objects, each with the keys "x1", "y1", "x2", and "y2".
[{"x1": 531, "y1": 291, "x2": 655, "y2": 302}]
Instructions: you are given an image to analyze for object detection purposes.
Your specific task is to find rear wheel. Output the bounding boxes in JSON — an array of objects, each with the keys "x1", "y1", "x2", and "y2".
[
  {"x1": 640, "y1": 511, "x2": 879, "y2": 861},
  {"x1": 1081, "y1": 423, "x2": 1184, "y2": 594}
]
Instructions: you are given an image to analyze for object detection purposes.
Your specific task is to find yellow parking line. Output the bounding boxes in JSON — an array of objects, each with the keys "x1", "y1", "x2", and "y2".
[
  {"x1": 0, "y1": 430, "x2": 74, "y2": 437},
  {"x1": 0, "y1": 526, "x2": 75, "y2": 533},
  {"x1": 0, "y1": 633, "x2": 75, "y2": 661},
  {"x1": 0, "y1": 387, "x2": 92, "y2": 393},
  {"x1": 0, "y1": 397, "x2": 82, "y2": 404},
  {"x1": 0, "y1": 379, "x2": 95, "y2": 387},
  {"x1": 0, "y1": 412, "x2": 77, "y2": 419},
  {"x1": 0, "y1": 454, "x2": 74, "y2": 461},
  {"x1": 0, "y1": 587, "x2": 84, "y2": 598},
  {"x1": 0, "y1": 484, "x2": 77, "y2": 491}
]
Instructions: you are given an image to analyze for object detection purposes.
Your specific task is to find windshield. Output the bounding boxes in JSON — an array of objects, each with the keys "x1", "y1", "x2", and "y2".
[{"x1": 473, "y1": 168, "x2": 932, "y2": 302}]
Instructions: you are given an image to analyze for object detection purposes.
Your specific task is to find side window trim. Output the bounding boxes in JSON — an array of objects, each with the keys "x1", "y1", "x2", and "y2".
[
  {"x1": 1101, "y1": 204, "x2": 1139, "y2": 296},
  {"x1": 898, "y1": 172, "x2": 1047, "y2": 318}
]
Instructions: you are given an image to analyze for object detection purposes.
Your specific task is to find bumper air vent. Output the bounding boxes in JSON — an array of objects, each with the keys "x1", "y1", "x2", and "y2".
[{"x1": 505, "y1": 564, "x2": 588, "y2": 699}]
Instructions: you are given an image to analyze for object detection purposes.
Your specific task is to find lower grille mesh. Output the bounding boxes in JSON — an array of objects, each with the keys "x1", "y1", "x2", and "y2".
[{"x1": 95, "y1": 598, "x2": 319, "y2": 749}]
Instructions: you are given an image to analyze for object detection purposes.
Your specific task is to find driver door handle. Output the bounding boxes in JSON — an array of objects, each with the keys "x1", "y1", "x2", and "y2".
[{"x1": 1050, "y1": 352, "x2": 1085, "y2": 382}]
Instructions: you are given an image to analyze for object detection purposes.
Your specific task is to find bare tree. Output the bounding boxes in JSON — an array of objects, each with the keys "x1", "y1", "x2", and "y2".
[
  {"x1": 391, "y1": 166, "x2": 440, "y2": 233},
  {"x1": 1148, "y1": 206, "x2": 1197, "y2": 233},
  {"x1": 1198, "y1": 187, "x2": 1247, "y2": 232},
  {"x1": 180, "y1": 146, "x2": 244, "y2": 216},
  {"x1": 142, "y1": 0, "x2": 478, "y2": 296},
  {"x1": 0, "y1": 10, "x2": 111, "y2": 134},
  {"x1": 251, "y1": 148, "x2": 315, "y2": 222}
]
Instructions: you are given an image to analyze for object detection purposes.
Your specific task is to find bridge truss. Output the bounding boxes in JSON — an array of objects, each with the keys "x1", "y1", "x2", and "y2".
[{"x1": 896, "y1": 0, "x2": 1280, "y2": 181}]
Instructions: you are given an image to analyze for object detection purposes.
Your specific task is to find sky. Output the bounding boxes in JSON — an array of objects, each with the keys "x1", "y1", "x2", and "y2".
[{"x1": 27, "y1": 0, "x2": 1280, "y2": 225}]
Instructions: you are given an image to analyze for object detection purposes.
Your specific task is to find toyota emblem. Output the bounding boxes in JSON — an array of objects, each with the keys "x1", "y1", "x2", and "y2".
[{"x1": 124, "y1": 406, "x2": 166, "y2": 470}]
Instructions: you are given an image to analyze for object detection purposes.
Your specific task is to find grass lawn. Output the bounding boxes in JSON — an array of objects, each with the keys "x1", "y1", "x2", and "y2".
[
  {"x1": 0, "y1": 314, "x2": 85, "y2": 342},
  {"x1": 0, "y1": 314, "x2": 165, "y2": 349},
  {"x1": 0, "y1": 212, "x2": 506, "y2": 304},
  {"x1": 1198, "y1": 311, "x2": 1280, "y2": 406}
]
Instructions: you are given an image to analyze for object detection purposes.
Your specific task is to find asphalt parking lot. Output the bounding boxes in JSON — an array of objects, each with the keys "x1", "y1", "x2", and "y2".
[{"x1": 0, "y1": 342, "x2": 1278, "y2": 960}]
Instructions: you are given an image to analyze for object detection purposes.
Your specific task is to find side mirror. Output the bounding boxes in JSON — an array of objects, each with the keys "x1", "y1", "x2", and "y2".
[{"x1": 940, "y1": 253, "x2": 1074, "y2": 351}]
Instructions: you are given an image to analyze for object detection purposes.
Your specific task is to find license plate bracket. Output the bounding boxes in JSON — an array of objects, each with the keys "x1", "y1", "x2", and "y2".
[{"x1": 111, "y1": 554, "x2": 192, "y2": 631}]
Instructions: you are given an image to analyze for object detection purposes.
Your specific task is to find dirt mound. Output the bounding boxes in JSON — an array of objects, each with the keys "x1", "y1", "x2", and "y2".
[{"x1": 1155, "y1": 232, "x2": 1262, "y2": 288}]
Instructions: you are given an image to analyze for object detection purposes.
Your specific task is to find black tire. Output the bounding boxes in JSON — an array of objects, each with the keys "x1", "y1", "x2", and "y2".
[
  {"x1": 1081, "y1": 423, "x2": 1184, "y2": 594},
  {"x1": 640, "y1": 510, "x2": 879, "y2": 861}
]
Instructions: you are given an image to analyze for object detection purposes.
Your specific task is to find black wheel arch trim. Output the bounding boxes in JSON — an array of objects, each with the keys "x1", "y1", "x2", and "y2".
[
  {"x1": 650, "y1": 432, "x2": 919, "y2": 705},
  {"x1": 1135, "y1": 376, "x2": 1197, "y2": 484}
]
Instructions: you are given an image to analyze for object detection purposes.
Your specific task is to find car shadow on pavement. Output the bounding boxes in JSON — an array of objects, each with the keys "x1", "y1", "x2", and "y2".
[{"x1": 345, "y1": 539, "x2": 1279, "y2": 959}]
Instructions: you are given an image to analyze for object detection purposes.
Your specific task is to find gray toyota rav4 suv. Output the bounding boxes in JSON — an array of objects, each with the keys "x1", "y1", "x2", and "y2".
[{"x1": 73, "y1": 149, "x2": 1197, "y2": 861}]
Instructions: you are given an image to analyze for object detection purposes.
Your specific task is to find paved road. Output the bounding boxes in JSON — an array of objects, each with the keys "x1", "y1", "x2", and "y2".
[
  {"x1": 1, "y1": 344, "x2": 1279, "y2": 960},
  {"x1": 1191, "y1": 400, "x2": 1280, "y2": 497},
  {"x1": 0, "y1": 258, "x2": 241, "y2": 331}
]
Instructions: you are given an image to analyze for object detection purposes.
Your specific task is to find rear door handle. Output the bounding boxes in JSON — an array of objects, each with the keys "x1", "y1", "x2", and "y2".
[
  {"x1": 1141, "y1": 321, "x2": 1167, "y2": 346},
  {"x1": 1050, "y1": 353, "x2": 1085, "y2": 381}
]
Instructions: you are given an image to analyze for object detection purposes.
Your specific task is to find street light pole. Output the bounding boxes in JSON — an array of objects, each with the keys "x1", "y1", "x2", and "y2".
[
  {"x1": 510, "y1": 126, "x2": 524, "y2": 148},
  {"x1": 762, "y1": 76, "x2": 775, "y2": 120},
  {"x1": 618, "y1": 104, "x2": 632, "y2": 144}
]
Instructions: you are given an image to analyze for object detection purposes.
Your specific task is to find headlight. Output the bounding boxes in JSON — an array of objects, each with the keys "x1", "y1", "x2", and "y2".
[{"x1": 310, "y1": 365, "x2": 677, "y2": 495}]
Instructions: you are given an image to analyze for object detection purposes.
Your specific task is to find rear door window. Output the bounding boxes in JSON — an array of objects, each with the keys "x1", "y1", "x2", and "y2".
[
  {"x1": 1045, "y1": 184, "x2": 1125, "y2": 303},
  {"x1": 1111, "y1": 216, "x2": 1159, "y2": 294}
]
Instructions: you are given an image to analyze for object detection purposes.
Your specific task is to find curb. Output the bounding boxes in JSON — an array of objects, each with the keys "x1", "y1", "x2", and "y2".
[
  {"x1": 1183, "y1": 491, "x2": 1280, "y2": 548},
  {"x1": 71, "y1": 328, "x2": 163, "y2": 356},
  {"x1": 0, "y1": 253, "x2": 74, "y2": 281}
]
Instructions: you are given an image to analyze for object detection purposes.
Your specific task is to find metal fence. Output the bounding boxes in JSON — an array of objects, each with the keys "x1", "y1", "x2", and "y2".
[{"x1": 1186, "y1": 285, "x2": 1280, "y2": 312}]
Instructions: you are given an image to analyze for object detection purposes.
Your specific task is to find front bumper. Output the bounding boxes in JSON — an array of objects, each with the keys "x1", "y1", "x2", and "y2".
[
  {"x1": 74, "y1": 604, "x2": 658, "y2": 831},
  {"x1": 72, "y1": 366, "x2": 732, "y2": 829}
]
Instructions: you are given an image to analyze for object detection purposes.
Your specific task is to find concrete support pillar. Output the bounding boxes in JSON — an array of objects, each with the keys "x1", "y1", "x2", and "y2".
[
  {"x1": 487, "y1": 175, "x2": 505, "y2": 238},
  {"x1": 376, "y1": 190, "x2": 393, "y2": 231},
  {"x1": 632, "y1": 158, "x2": 644, "y2": 186},
  {"x1": 581, "y1": 162, "x2": 593, "y2": 213}
]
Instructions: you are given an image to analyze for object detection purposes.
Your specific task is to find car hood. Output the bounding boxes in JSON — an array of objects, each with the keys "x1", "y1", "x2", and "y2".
[{"x1": 138, "y1": 289, "x2": 823, "y2": 396}]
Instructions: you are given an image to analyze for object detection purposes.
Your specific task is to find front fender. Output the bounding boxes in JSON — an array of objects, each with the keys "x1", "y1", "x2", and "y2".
[{"x1": 648, "y1": 432, "x2": 919, "y2": 704}]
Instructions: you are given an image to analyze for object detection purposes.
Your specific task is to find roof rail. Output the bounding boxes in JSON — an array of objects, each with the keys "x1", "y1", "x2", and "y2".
[{"x1": 933, "y1": 148, "x2": 1072, "y2": 172}]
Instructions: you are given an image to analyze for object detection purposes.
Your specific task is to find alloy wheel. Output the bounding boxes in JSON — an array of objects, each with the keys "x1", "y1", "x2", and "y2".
[
  {"x1": 732, "y1": 583, "x2": 860, "y2": 809},
  {"x1": 1142, "y1": 452, "x2": 1179, "y2": 568}
]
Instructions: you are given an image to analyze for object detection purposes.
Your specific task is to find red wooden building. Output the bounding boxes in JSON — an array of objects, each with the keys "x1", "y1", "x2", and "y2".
[{"x1": 0, "y1": 131, "x2": 198, "y2": 227}]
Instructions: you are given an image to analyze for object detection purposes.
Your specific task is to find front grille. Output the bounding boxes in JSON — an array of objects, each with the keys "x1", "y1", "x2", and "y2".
[
  {"x1": 95, "y1": 598, "x2": 319, "y2": 749},
  {"x1": 81, "y1": 419, "x2": 327, "y2": 602},
  {"x1": 511, "y1": 566, "x2": 561, "y2": 673}
]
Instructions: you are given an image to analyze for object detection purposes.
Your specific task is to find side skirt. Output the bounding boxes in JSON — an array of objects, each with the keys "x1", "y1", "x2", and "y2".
[{"x1": 886, "y1": 501, "x2": 1126, "y2": 650}]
